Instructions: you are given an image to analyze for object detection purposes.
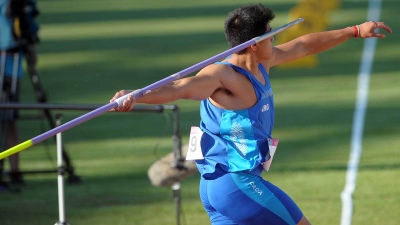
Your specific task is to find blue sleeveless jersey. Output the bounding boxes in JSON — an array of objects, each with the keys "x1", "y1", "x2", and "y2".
[{"x1": 197, "y1": 62, "x2": 275, "y2": 178}]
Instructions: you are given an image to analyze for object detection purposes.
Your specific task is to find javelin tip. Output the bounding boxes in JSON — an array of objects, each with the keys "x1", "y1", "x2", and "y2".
[{"x1": 0, "y1": 140, "x2": 33, "y2": 160}]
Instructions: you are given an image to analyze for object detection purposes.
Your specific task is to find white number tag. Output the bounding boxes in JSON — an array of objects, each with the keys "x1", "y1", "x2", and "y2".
[
  {"x1": 262, "y1": 138, "x2": 279, "y2": 171},
  {"x1": 186, "y1": 126, "x2": 204, "y2": 160}
]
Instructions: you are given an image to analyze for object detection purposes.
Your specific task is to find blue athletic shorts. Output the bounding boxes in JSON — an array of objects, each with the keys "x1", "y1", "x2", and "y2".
[{"x1": 199, "y1": 171, "x2": 303, "y2": 225}]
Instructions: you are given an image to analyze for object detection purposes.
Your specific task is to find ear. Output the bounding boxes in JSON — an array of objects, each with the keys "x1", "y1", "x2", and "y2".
[{"x1": 250, "y1": 44, "x2": 257, "y2": 51}]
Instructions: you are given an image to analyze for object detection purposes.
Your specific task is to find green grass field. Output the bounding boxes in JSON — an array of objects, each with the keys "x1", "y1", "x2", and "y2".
[{"x1": 1, "y1": 0, "x2": 399, "y2": 224}]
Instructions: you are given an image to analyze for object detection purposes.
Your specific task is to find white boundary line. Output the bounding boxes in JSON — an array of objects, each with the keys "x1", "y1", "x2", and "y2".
[{"x1": 340, "y1": 0, "x2": 382, "y2": 225}]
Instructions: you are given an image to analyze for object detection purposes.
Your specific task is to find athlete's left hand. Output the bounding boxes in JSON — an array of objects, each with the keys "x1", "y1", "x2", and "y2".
[{"x1": 359, "y1": 21, "x2": 392, "y2": 38}]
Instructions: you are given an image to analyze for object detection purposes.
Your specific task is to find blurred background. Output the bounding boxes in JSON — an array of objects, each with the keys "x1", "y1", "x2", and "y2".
[{"x1": 0, "y1": 0, "x2": 399, "y2": 224}]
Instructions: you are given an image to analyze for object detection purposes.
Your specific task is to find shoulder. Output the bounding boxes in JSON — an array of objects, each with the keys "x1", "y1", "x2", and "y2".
[
  {"x1": 198, "y1": 63, "x2": 233, "y2": 76},
  {"x1": 195, "y1": 61, "x2": 237, "y2": 83},
  {"x1": 195, "y1": 63, "x2": 239, "y2": 84}
]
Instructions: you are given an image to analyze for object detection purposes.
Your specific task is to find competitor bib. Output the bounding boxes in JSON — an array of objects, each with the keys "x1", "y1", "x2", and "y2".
[{"x1": 186, "y1": 126, "x2": 204, "y2": 160}]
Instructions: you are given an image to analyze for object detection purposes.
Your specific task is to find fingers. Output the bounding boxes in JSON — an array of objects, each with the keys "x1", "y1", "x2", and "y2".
[
  {"x1": 372, "y1": 33, "x2": 386, "y2": 38},
  {"x1": 109, "y1": 90, "x2": 124, "y2": 103},
  {"x1": 120, "y1": 95, "x2": 136, "y2": 112},
  {"x1": 371, "y1": 21, "x2": 393, "y2": 37},
  {"x1": 377, "y1": 22, "x2": 393, "y2": 34}
]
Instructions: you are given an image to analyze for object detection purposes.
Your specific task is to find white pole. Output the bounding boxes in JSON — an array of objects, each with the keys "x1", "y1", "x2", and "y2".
[{"x1": 56, "y1": 130, "x2": 67, "y2": 224}]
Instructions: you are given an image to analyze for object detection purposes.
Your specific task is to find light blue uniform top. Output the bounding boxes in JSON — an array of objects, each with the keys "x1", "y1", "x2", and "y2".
[{"x1": 197, "y1": 62, "x2": 275, "y2": 179}]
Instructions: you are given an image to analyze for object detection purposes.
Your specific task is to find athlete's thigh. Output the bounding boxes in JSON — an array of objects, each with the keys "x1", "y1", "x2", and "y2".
[{"x1": 205, "y1": 172, "x2": 303, "y2": 225}]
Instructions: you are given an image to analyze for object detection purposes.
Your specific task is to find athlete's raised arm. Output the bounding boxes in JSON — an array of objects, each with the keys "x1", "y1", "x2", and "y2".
[{"x1": 266, "y1": 21, "x2": 392, "y2": 68}]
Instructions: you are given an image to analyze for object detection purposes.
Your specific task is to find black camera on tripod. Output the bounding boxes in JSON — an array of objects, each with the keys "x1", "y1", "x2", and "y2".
[{"x1": 6, "y1": 0, "x2": 40, "y2": 48}]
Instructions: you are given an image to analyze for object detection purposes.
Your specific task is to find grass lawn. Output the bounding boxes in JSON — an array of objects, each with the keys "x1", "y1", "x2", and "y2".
[{"x1": 1, "y1": 0, "x2": 399, "y2": 224}]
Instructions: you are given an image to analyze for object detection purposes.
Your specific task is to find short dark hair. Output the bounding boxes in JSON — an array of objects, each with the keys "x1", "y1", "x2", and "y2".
[{"x1": 224, "y1": 4, "x2": 275, "y2": 54}]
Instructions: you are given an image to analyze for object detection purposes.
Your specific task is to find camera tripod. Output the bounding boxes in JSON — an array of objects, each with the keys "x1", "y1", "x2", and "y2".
[{"x1": 0, "y1": 46, "x2": 81, "y2": 185}]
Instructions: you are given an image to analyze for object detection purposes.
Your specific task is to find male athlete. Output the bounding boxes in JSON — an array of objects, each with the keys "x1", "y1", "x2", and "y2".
[{"x1": 110, "y1": 4, "x2": 392, "y2": 225}]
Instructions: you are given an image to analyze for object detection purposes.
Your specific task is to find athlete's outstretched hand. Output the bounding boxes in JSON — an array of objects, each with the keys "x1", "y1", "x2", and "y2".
[
  {"x1": 359, "y1": 21, "x2": 392, "y2": 38},
  {"x1": 109, "y1": 90, "x2": 136, "y2": 112}
]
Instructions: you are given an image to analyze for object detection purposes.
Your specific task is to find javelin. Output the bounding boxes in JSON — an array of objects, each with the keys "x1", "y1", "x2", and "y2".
[{"x1": 0, "y1": 18, "x2": 304, "y2": 160}]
